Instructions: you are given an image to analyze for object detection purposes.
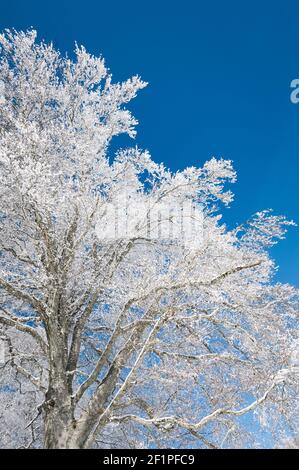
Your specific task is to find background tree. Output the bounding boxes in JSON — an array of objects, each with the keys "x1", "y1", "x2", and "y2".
[{"x1": 0, "y1": 30, "x2": 298, "y2": 449}]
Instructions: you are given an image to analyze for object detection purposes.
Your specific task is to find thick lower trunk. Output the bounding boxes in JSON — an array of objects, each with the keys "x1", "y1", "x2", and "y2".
[
  {"x1": 44, "y1": 409, "x2": 95, "y2": 449},
  {"x1": 44, "y1": 393, "x2": 75, "y2": 448},
  {"x1": 44, "y1": 320, "x2": 76, "y2": 448}
]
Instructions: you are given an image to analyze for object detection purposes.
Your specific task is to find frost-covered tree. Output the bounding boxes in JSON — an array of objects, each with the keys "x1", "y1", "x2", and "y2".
[{"x1": 0, "y1": 30, "x2": 298, "y2": 449}]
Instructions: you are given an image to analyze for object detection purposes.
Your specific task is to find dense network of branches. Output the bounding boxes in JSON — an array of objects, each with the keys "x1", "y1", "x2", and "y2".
[{"x1": 0, "y1": 30, "x2": 298, "y2": 449}]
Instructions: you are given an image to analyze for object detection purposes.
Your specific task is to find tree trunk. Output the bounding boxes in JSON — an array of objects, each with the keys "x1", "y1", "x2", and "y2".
[{"x1": 44, "y1": 393, "x2": 75, "y2": 448}]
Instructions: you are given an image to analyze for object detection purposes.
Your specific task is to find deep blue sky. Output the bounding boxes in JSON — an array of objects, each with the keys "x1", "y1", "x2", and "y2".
[{"x1": 1, "y1": 0, "x2": 298, "y2": 286}]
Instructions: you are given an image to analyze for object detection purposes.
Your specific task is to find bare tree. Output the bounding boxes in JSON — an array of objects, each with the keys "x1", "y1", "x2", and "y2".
[{"x1": 0, "y1": 30, "x2": 298, "y2": 449}]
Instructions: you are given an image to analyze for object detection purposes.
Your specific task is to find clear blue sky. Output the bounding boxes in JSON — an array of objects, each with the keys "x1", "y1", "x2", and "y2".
[{"x1": 1, "y1": 0, "x2": 298, "y2": 286}]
